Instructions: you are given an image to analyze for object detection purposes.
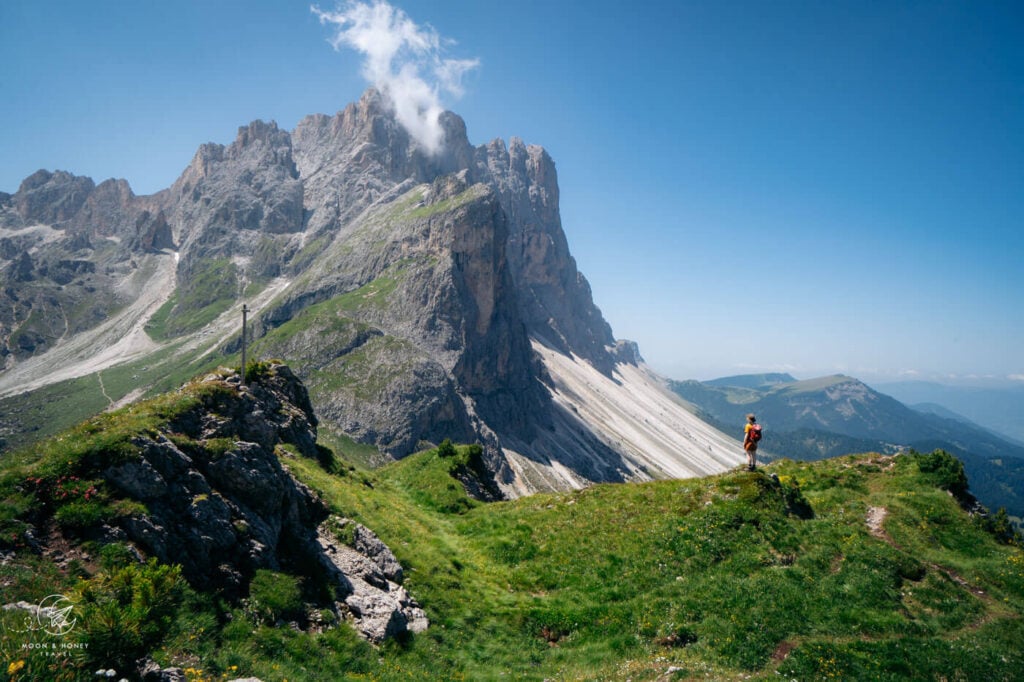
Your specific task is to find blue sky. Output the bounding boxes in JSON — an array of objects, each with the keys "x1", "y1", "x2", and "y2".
[{"x1": 2, "y1": 1, "x2": 1022, "y2": 384}]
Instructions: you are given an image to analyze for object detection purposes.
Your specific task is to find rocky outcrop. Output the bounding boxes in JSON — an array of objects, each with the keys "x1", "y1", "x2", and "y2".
[{"x1": 91, "y1": 363, "x2": 426, "y2": 641}]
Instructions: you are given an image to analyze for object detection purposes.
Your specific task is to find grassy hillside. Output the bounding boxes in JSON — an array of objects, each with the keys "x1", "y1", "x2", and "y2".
[
  {"x1": 2, "y1": 397, "x2": 1023, "y2": 680},
  {"x1": 670, "y1": 374, "x2": 1024, "y2": 521}
]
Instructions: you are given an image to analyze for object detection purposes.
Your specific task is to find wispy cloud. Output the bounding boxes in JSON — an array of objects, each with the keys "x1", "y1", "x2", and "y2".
[
  {"x1": 312, "y1": 1, "x2": 479, "y2": 154},
  {"x1": 1009, "y1": 374, "x2": 1024, "y2": 382}
]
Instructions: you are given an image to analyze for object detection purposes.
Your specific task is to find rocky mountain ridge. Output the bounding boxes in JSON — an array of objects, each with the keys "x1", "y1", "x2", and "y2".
[{"x1": 0, "y1": 88, "x2": 743, "y2": 494}]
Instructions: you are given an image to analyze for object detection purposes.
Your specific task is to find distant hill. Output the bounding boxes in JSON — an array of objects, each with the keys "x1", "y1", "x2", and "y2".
[
  {"x1": 670, "y1": 373, "x2": 1024, "y2": 518},
  {"x1": 704, "y1": 372, "x2": 797, "y2": 390},
  {"x1": 911, "y1": 401, "x2": 976, "y2": 423},
  {"x1": 875, "y1": 379, "x2": 1024, "y2": 445}
]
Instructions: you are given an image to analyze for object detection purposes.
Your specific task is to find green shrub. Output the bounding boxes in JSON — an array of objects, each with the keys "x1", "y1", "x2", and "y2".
[
  {"x1": 244, "y1": 359, "x2": 275, "y2": 384},
  {"x1": 71, "y1": 559, "x2": 186, "y2": 673},
  {"x1": 53, "y1": 499, "x2": 111, "y2": 530},
  {"x1": 246, "y1": 570, "x2": 305, "y2": 624},
  {"x1": 981, "y1": 507, "x2": 1023, "y2": 546},
  {"x1": 98, "y1": 543, "x2": 138, "y2": 570},
  {"x1": 915, "y1": 450, "x2": 969, "y2": 499},
  {"x1": 437, "y1": 438, "x2": 457, "y2": 458}
]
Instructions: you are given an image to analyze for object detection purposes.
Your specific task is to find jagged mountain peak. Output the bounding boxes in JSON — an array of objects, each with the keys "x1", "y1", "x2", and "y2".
[
  {"x1": 291, "y1": 87, "x2": 475, "y2": 207},
  {"x1": 13, "y1": 169, "x2": 98, "y2": 226},
  {"x1": 234, "y1": 118, "x2": 288, "y2": 146}
]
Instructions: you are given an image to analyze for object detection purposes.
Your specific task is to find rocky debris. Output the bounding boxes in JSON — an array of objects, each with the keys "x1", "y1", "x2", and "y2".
[
  {"x1": 332, "y1": 517, "x2": 404, "y2": 583},
  {"x1": 315, "y1": 520, "x2": 428, "y2": 643},
  {"x1": 866, "y1": 506, "x2": 889, "y2": 539},
  {"x1": 139, "y1": 660, "x2": 187, "y2": 681},
  {"x1": 140, "y1": 661, "x2": 261, "y2": 682}
]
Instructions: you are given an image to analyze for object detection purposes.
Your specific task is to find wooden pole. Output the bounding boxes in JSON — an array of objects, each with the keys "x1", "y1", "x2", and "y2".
[{"x1": 241, "y1": 304, "x2": 250, "y2": 387}]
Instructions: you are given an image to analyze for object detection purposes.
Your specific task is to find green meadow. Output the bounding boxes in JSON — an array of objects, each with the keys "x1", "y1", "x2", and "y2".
[{"x1": 2, "y1": 379, "x2": 1023, "y2": 681}]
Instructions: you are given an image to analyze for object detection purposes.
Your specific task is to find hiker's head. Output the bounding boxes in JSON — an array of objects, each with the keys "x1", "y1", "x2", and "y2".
[{"x1": 747, "y1": 414, "x2": 756, "y2": 422}]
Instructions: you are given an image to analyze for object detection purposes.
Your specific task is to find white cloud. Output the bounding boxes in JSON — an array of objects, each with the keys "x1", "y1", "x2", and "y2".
[
  {"x1": 1009, "y1": 374, "x2": 1024, "y2": 382},
  {"x1": 312, "y1": 1, "x2": 479, "y2": 154}
]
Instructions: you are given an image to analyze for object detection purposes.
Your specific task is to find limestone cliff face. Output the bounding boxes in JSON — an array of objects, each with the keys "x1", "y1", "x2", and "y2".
[
  {"x1": 249, "y1": 169, "x2": 546, "y2": 461},
  {"x1": 12, "y1": 170, "x2": 97, "y2": 225},
  {"x1": 286, "y1": 89, "x2": 613, "y2": 377},
  {"x1": 238, "y1": 90, "x2": 609, "y2": 463},
  {"x1": 474, "y1": 137, "x2": 616, "y2": 373}
]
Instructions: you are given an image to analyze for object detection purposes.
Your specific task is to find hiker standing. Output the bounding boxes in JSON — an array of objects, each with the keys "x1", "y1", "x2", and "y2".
[{"x1": 743, "y1": 414, "x2": 762, "y2": 471}]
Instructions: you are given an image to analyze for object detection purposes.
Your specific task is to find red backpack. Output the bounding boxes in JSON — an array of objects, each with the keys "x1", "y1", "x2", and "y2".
[{"x1": 749, "y1": 424, "x2": 762, "y2": 442}]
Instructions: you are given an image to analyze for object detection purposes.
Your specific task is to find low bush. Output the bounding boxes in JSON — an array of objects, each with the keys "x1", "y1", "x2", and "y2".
[
  {"x1": 71, "y1": 559, "x2": 186, "y2": 674},
  {"x1": 245, "y1": 570, "x2": 305, "y2": 624},
  {"x1": 915, "y1": 449, "x2": 969, "y2": 499}
]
